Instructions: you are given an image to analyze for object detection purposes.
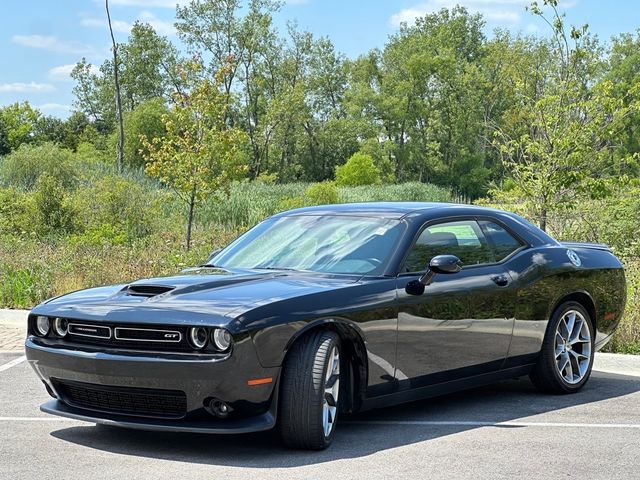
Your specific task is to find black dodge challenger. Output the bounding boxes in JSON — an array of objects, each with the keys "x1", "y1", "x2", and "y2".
[{"x1": 25, "y1": 203, "x2": 626, "y2": 449}]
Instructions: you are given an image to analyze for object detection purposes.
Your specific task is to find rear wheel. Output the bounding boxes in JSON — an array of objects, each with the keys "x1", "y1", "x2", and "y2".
[
  {"x1": 530, "y1": 301, "x2": 594, "y2": 394},
  {"x1": 279, "y1": 330, "x2": 341, "y2": 450}
]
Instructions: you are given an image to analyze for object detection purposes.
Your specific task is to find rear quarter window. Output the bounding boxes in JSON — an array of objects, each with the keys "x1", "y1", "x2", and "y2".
[{"x1": 479, "y1": 220, "x2": 523, "y2": 261}]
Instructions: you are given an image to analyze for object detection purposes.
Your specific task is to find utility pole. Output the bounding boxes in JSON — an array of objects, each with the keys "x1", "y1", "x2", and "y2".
[{"x1": 106, "y1": 0, "x2": 124, "y2": 173}]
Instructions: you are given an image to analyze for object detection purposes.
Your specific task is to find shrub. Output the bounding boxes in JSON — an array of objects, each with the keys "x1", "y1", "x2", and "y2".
[
  {"x1": 0, "y1": 188, "x2": 37, "y2": 234},
  {"x1": 71, "y1": 175, "x2": 160, "y2": 244},
  {"x1": 112, "y1": 98, "x2": 167, "y2": 169},
  {"x1": 0, "y1": 264, "x2": 51, "y2": 309},
  {"x1": 0, "y1": 142, "x2": 76, "y2": 190},
  {"x1": 335, "y1": 152, "x2": 381, "y2": 186},
  {"x1": 305, "y1": 181, "x2": 339, "y2": 205},
  {"x1": 33, "y1": 174, "x2": 75, "y2": 233}
]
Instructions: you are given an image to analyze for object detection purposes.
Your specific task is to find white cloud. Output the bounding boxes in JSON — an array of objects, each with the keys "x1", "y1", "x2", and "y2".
[
  {"x1": 11, "y1": 35, "x2": 95, "y2": 55},
  {"x1": 81, "y1": 16, "x2": 131, "y2": 33},
  {"x1": 0, "y1": 82, "x2": 56, "y2": 93},
  {"x1": 48, "y1": 63, "x2": 100, "y2": 81},
  {"x1": 525, "y1": 22, "x2": 540, "y2": 33},
  {"x1": 80, "y1": 11, "x2": 176, "y2": 36},
  {"x1": 37, "y1": 103, "x2": 71, "y2": 113},
  {"x1": 389, "y1": 0, "x2": 579, "y2": 29},
  {"x1": 390, "y1": 0, "x2": 530, "y2": 28}
]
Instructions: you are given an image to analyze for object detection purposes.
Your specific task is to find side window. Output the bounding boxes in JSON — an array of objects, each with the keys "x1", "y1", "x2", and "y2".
[
  {"x1": 404, "y1": 220, "x2": 495, "y2": 272},
  {"x1": 479, "y1": 220, "x2": 523, "y2": 261}
]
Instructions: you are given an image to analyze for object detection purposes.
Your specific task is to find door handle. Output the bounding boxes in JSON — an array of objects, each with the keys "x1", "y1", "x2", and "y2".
[{"x1": 491, "y1": 274, "x2": 509, "y2": 287}]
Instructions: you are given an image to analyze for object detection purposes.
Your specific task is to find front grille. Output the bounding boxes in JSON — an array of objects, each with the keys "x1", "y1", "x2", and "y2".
[
  {"x1": 63, "y1": 319, "x2": 194, "y2": 353},
  {"x1": 53, "y1": 379, "x2": 187, "y2": 419}
]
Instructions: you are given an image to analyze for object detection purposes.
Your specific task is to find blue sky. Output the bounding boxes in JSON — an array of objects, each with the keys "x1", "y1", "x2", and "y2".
[{"x1": 1, "y1": 0, "x2": 638, "y2": 118}]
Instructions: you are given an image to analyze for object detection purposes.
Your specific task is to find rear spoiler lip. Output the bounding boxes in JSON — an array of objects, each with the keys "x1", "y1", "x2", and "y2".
[{"x1": 560, "y1": 241, "x2": 612, "y2": 252}]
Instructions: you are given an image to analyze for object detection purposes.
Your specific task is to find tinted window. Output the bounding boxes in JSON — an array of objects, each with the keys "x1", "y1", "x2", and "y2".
[
  {"x1": 479, "y1": 220, "x2": 523, "y2": 261},
  {"x1": 404, "y1": 220, "x2": 494, "y2": 271},
  {"x1": 214, "y1": 215, "x2": 404, "y2": 275}
]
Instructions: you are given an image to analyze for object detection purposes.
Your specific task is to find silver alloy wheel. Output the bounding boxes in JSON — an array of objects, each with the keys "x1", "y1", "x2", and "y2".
[
  {"x1": 554, "y1": 310, "x2": 592, "y2": 384},
  {"x1": 322, "y1": 346, "x2": 340, "y2": 437}
]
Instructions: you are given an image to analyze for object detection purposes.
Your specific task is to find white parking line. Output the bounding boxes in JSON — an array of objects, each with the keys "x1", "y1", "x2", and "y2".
[
  {"x1": 0, "y1": 417, "x2": 77, "y2": 422},
  {"x1": 345, "y1": 420, "x2": 640, "y2": 429},
  {"x1": 0, "y1": 355, "x2": 26, "y2": 373}
]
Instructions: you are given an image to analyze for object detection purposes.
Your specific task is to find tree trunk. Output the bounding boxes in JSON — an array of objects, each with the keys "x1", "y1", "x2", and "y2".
[
  {"x1": 106, "y1": 0, "x2": 124, "y2": 173},
  {"x1": 186, "y1": 189, "x2": 196, "y2": 251},
  {"x1": 539, "y1": 208, "x2": 547, "y2": 232}
]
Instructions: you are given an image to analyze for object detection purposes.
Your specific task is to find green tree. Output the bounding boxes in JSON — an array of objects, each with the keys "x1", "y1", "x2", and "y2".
[
  {"x1": 0, "y1": 102, "x2": 41, "y2": 151},
  {"x1": 344, "y1": 7, "x2": 489, "y2": 196},
  {"x1": 71, "y1": 23, "x2": 183, "y2": 131},
  {"x1": 114, "y1": 98, "x2": 168, "y2": 169},
  {"x1": 490, "y1": 0, "x2": 638, "y2": 231},
  {"x1": 606, "y1": 30, "x2": 640, "y2": 176},
  {"x1": 0, "y1": 119, "x2": 10, "y2": 155},
  {"x1": 335, "y1": 152, "x2": 381, "y2": 186},
  {"x1": 33, "y1": 174, "x2": 74, "y2": 233},
  {"x1": 142, "y1": 68, "x2": 249, "y2": 250}
]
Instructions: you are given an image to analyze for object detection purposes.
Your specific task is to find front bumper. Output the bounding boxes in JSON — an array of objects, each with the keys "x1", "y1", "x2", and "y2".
[
  {"x1": 40, "y1": 399, "x2": 276, "y2": 433},
  {"x1": 25, "y1": 336, "x2": 280, "y2": 433}
]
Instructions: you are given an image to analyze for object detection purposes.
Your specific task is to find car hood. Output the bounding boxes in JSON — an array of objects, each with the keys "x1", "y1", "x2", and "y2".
[{"x1": 31, "y1": 267, "x2": 361, "y2": 328}]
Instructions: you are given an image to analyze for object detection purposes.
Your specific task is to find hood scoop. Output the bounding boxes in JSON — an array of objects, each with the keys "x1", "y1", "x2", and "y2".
[{"x1": 126, "y1": 284, "x2": 175, "y2": 297}]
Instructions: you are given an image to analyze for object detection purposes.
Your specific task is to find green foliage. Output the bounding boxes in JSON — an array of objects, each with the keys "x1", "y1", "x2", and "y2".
[
  {"x1": 33, "y1": 174, "x2": 74, "y2": 233},
  {"x1": 0, "y1": 188, "x2": 37, "y2": 234},
  {"x1": 489, "y1": 4, "x2": 639, "y2": 231},
  {"x1": 0, "y1": 142, "x2": 76, "y2": 190},
  {"x1": 605, "y1": 260, "x2": 640, "y2": 353},
  {"x1": 0, "y1": 102, "x2": 41, "y2": 151},
  {"x1": 115, "y1": 97, "x2": 167, "y2": 169},
  {"x1": 335, "y1": 152, "x2": 381, "y2": 186},
  {"x1": 0, "y1": 264, "x2": 51, "y2": 309},
  {"x1": 71, "y1": 24, "x2": 184, "y2": 129},
  {"x1": 305, "y1": 181, "x2": 339, "y2": 204},
  {"x1": 71, "y1": 175, "x2": 159, "y2": 244},
  {"x1": 278, "y1": 181, "x2": 340, "y2": 211},
  {"x1": 143, "y1": 67, "x2": 249, "y2": 249},
  {"x1": 338, "y1": 182, "x2": 452, "y2": 204}
]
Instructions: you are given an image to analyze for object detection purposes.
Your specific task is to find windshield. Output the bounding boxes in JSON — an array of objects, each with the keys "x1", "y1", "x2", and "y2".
[{"x1": 213, "y1": 215, "x2": 404, "y2": 275}]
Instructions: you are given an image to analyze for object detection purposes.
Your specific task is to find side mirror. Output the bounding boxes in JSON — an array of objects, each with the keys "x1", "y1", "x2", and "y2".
[{"x1": 418, "y1": 255, "x2": 462, "y2": 286}]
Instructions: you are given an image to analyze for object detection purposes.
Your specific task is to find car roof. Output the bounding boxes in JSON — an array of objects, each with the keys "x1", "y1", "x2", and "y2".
[{"x1": 272, "y1": 202, "x2": 496, "y2": 219}]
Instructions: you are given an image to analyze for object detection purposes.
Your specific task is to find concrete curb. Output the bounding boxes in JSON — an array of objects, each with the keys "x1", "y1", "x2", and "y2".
[{"x1": 0, "y1": 309, "x2": 29, "y2": 329}]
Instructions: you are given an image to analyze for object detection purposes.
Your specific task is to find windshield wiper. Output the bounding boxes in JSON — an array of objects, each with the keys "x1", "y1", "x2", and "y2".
[{"x1": 253, "y1": 265, "x2": 301, "y2": 272}]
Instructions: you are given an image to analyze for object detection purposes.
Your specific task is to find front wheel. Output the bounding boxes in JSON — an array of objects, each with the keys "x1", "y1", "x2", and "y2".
[
  {"x1": 279, "y1": 330, "x2": 341, "y2": 450},
  {"x1": 530, "y1": 301, "x2": 595, "y2": 394}
]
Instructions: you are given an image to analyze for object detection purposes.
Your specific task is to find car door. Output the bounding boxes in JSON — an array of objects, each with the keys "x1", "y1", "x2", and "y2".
[{"x1": 394, "y1": 218, "x2": 517, "y2": 390}]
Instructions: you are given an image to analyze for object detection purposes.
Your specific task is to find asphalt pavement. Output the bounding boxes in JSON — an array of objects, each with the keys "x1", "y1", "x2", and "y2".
[{"x1": 1, "y1": 310, "x2": 639, "y2": 479}]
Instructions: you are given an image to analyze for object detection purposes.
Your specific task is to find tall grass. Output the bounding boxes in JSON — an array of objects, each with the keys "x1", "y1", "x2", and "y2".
[{"x1": 197, "y1": 181, "x2": 453, "y2": 230}]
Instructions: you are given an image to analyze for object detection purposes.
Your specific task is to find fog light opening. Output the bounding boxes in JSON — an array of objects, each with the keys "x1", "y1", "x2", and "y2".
[{"x1": 205, "y1": 398, "x2": 233, "y2": 418}]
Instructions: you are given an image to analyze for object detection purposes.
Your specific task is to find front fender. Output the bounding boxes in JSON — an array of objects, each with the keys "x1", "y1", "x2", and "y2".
[{"x1": 250, "y1": 316, "x2": 367, "y2": 368}]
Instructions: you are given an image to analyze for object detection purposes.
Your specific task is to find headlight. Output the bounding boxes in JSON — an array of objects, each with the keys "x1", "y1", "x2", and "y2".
[
  {"x1": 211, "y1": 328, "x2": 232, "y2": 351},
  {"x1": 35, "y1": 316, "x2": 51, "y2": 336},
  {"x1": 53, "y1": 317, "x2": 68, "y2": 337},
  {"x1": 188, "y1": 327, "x2": 208, "y2": 349}
]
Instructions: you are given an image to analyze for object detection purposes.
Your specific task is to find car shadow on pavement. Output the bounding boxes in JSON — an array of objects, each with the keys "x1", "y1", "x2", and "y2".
[{"x1": 50, "y1": 371, "x2": 640, "y2": 467}]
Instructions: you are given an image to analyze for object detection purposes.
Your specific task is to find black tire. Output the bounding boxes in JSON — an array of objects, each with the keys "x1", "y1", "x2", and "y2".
[
  {"x1": 279, "y1": 330, "x2": 341, "y2": 450},
  {"x1": 530, "y1": 301, "x2": 595, "y2": 394}
]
